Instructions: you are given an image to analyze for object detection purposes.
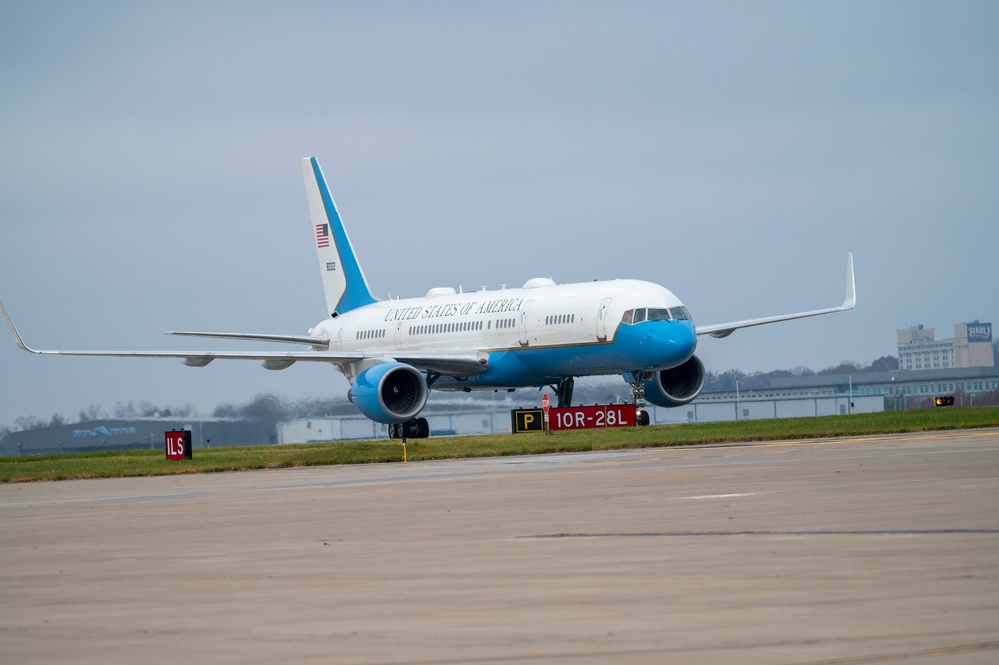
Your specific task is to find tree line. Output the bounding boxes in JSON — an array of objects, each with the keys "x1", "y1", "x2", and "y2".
[{"x1": 704, "y1": 355, "x2": 900, "y2": 392}]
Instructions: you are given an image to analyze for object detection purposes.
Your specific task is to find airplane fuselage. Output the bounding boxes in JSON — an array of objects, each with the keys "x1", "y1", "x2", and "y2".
[{"x1": 312, "y1": 278, "x2": 697, "y2": 389}]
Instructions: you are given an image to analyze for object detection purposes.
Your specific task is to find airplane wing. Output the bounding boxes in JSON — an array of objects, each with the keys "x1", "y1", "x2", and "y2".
[
  {"x1": 695, "y1": 253, "x2": 856, "y2": 339},
  {"x1": 166, "y1": 330, "x2": 331, "y2": 348},
  {"x1": 1, "y1": 299, "x2": 488, "y2": 375}
]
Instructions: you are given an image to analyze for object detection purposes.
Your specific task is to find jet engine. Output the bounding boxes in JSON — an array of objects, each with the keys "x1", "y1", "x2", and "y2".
[
  {"x1": 349, "y1": 362, "x2": 429, "y2": 424},
  {"x1": 643, "y1": 355, "x2": 706, "y2": 408}
]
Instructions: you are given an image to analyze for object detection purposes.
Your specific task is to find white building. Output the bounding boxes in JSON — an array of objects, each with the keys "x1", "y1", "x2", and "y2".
[{"x1": 898, "y1": 321, "x2": 994, "y2": 371}]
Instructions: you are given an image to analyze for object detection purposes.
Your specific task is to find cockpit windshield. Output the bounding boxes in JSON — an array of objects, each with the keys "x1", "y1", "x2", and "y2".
[{"x1": 622, "y1": 306, "x2": 691, "y2": 324}]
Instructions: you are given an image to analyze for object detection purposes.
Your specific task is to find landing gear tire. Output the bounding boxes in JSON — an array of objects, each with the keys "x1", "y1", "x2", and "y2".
[
  {"x1": 636, "y1": 409, "x2": 650, "y2": 427},
  {"x1": 389, "y1": 417, "x2": 430, "y2": 439}
]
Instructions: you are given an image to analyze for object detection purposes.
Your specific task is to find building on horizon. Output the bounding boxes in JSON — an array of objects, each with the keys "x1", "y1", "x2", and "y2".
[
  {"x1": 1, "y1": 418, "x2": 274, "y2": 457},
  {"x1": 897, "y1": 321, "x2": 993, "y2": 371},
  {"x1": 699, "y1": 365, "x2": 999, "y2": 411}
]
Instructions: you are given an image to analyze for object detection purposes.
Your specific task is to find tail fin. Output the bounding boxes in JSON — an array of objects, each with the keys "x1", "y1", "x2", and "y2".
[{"x1": 301, "y1": 157, "x2": 378, "y2": 316}]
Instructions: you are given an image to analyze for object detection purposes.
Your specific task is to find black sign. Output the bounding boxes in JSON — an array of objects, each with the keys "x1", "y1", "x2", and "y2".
[{"x1": 511, "y1": 409, "x2": 545, "y2": 433}]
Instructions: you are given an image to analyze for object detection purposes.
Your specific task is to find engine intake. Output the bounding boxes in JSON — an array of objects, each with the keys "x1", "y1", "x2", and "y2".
[
  {"x1": 643, "y1": 355, "x2": 706, "y2": 408},
  {"x1": 351, "y1": 362, "x2": 429, "y2": 424}
]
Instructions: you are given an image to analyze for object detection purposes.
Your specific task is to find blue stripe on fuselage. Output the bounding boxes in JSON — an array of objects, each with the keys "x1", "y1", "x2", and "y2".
[{"x1": 467, "y1": 319, "x2": 696, "y2": 387}]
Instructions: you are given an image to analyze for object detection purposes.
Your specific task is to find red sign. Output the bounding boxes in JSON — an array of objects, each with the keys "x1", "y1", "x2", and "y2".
[
  {"x1": 549, "y1": 405, "x2": 636, "y2": 431},
  {"x1": 165, "y1": 431, "x2": 187, "y2": 460},
  {"x1": 541, "y1": 393, "x2": 550, "y2": 413}
]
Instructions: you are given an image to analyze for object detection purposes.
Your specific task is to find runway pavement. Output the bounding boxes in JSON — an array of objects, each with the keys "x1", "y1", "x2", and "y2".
[{"x1": 2, "y1": 430, "x2": 998, "y2": 664}]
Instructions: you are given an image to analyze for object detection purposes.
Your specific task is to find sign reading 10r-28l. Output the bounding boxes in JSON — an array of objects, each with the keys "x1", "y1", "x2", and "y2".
[{"x1": 549, "y1": 405, "x2": 636, "y2": 430}]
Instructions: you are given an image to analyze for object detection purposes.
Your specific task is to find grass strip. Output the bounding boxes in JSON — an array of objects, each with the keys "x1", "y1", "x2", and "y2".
[{"x1": 2, "y1": 407, "x2": 997, "y2": 483}]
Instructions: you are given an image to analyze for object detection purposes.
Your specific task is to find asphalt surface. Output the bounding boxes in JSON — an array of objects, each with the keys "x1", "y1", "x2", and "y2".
[{"x1": 2, "y1": 430, "x2": 998, "y2": 664}]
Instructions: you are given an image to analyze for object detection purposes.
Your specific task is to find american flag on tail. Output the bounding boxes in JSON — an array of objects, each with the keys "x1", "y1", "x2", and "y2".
[{"x1": 316, "y1": 224, "x2": 330, "y2": 248}]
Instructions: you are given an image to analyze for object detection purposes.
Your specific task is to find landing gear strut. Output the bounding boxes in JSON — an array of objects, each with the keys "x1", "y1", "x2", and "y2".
[
  {"x1": 554, "y1": 376, "x2": 575, "y2": 408},
  {"x1": 629, "y1": 371, "x2": 652, "y2": 426},
  {"x1": 388, "y1": 417, "x2": 430, "y2": 439}
]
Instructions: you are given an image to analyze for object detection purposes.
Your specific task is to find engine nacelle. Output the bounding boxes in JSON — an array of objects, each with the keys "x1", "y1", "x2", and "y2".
[
  {"x1": 643, "y1": 355, "x2": 706, "y2": 408},
  {"x1": 350, "y1": 362, "x2": 429, "y2": 424}
]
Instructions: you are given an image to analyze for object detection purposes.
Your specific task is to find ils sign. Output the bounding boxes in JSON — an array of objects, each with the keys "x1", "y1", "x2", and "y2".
[{"x1": 165, "y1": 430, "x2": 192, "y2": 460}]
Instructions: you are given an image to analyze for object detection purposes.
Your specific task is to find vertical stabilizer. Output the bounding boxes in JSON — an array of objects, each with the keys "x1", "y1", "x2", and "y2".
[{"x1": 301, "y1": 157, "x2": 377, "y2": 316}]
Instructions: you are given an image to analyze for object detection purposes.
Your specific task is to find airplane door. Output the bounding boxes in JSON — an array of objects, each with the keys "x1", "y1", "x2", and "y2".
[
  {"x1": 518, "y1": 299, "x2": 534, "y2": 347},
  {"x1": 596, "y1": 297, "x2": 613, "y2": 341}
]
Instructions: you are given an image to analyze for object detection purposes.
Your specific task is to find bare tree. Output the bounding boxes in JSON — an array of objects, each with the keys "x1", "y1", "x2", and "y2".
[
  {"x1": 867, "y1": 356, "x2": 899, "y2": 372},
  {"x1": 78, "y1": 403, "x2": 106, "y2": 423}
]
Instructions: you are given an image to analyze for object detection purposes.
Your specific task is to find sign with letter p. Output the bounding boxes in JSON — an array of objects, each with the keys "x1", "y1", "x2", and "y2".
[{"x1": 511, "y1": 409, "x2": 545, "y2": 433}]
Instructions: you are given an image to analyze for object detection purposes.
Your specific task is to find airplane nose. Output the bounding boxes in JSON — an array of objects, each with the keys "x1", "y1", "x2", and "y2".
[{"x1": 651, "y1": 321, "x2": 696, "y2": 364}]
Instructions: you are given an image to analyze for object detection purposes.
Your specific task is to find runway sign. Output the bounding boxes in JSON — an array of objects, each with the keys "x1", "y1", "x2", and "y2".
[
  {"x1": 549, "y1": 405, "x2": 636, "y2": 430},
  {"x1": 165, "y1": 430, "x2": 192, "y2": 460},
  {"x1": 511, "y1": 409, "x2": 545, "y2": 433}
]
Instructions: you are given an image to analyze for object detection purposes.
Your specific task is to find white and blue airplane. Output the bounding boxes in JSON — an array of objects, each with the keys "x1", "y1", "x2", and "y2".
[{"x1": 2, "y1": 157, "x2": 855, "y2": 438}]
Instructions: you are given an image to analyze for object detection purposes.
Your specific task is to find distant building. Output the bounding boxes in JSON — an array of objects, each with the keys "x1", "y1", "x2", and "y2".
[
  {"x1": 1, "y1": 418, "x2": 274, "y2": 456},
  {"x1": 897, "y1": 321, "x2": 993, "y2": 371},
  {"x1": 701, "y1": 366, "x2": 999, "y2": 409}
]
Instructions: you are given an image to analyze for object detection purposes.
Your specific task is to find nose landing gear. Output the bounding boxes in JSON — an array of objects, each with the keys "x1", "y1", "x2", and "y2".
[{"x1": 629, "y1": 370, "x2": 653, "y2": 427}]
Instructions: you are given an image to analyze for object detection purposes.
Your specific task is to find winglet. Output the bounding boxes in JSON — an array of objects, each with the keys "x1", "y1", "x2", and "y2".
[
  {"x1": 842, "y1": 252, "x2": 856, "y2": 310},
  {"x1": 695, "y1": 252, "x2": 858, "y2": 338},
  {"x1": 0, "y1": 298, "x2": 40, "y2": 354},
  {"x1": 301, "y1": 157, "x2": 378, "y2": 317}
]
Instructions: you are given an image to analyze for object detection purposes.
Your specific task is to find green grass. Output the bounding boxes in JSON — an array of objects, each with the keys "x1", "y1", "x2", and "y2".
[{"x1": 2, "y1": 407, "x2": 997, "y2": 483}]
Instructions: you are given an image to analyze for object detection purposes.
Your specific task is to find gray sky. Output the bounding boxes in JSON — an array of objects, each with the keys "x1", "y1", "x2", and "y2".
[{"x1": 2, "y1": 1, "x2": 997, "y2": 427}]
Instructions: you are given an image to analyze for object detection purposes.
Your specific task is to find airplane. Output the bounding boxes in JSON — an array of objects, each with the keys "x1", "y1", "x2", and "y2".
[{"x1": 2, "y1": 157, "x2": 856, "y2": 438}]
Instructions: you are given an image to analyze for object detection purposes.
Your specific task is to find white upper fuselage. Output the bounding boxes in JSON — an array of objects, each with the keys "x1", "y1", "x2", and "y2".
[{"x1": 313, "y1": 278, "x2": 682, "y2": 353}]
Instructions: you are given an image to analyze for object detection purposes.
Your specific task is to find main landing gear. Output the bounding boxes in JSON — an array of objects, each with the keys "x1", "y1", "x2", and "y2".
[
  {"x1": 554, "y1": 376, "x2": 574, "y2": 408},
  {"x1": 388, "y1": 417, "x2": 429, "y2": 439}
]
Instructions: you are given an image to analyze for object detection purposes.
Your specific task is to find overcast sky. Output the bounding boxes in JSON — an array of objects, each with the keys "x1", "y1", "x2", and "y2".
[{"x1": 1, "y1": 1, "x2": 996, "y2": 427}]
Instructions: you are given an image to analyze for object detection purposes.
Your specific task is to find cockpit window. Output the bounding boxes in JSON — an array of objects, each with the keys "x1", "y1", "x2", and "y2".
[
  {"x1": 622, "y1": 309, "x2": 647, "y2": 324},
  {"x1": 623, "y1": 307, "x2": 689, "y2": 324},
  {"x1": 669, "y1": 306, "x2": 691, "y2": 321}
]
